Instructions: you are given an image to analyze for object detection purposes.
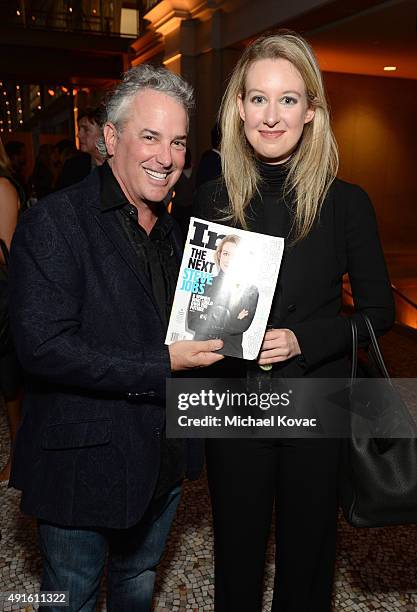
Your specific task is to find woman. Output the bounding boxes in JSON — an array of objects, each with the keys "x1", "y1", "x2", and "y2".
[
  {"x1": 0, "y1": 136, "x2": 23, "y2": 483},
  {"x1": 195, "y1": 32, "x2": 394, "y2": 611},
  {"x1": 187, "y1": 234, "x2": 259, "y2": 358}
]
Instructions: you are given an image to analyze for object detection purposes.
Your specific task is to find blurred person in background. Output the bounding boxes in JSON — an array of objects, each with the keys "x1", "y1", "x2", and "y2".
[
  {"x1": 5, "y1": 140, "x2": 28, "y2": 198},
  {"x1": 195, "y1": 121, "x2": 222, "y2": 188},
  {"x1": 59, "y1": 107, "x2": 106, "y2": 189},
  {"x1": 29, "y1": 144, "x2": 55, "y2": 200},
  {"x1": 0, "y1": 136, "x2": 23, "y2": 484}
]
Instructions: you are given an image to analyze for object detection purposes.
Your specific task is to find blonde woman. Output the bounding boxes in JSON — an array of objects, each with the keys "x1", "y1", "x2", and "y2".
[
  {"x1": 0, "y1": 136, "x2": 23, "y2": 483},
  {"x1": 194, "y1": 32, "x2": 394, "y2": 611}
]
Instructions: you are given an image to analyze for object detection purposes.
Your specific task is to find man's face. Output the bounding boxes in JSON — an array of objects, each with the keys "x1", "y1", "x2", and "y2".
[
  {"x1": 78, "y1": 116, "x2": 101, "y2": 156},
  {"x1": 104, "y1": 89, "x2": 187, "y2": 207}
]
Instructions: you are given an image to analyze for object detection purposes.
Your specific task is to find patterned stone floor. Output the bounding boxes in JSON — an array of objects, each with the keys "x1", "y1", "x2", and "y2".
[{"x1": 1, "y1": 325, "x2": 416, "y2": 611}]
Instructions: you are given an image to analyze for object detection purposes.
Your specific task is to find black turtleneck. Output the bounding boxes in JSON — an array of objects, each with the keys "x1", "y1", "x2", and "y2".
[{"x1": 247, "y1": 159, "x2": 292, "y2": 241}]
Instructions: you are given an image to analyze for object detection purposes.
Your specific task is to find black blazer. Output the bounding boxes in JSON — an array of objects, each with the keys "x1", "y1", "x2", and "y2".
[
  {"x1": 194, "y1": 177, "x2": 395, "y2": 378},
  {"x1": 9, "y1": 170, "x2": 201, "y2": 529}
]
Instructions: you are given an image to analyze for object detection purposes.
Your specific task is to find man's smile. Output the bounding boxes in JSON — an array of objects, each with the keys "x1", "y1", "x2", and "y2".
[{"x1": 143, "y1": 168, "x2": 170, "y2": 181}]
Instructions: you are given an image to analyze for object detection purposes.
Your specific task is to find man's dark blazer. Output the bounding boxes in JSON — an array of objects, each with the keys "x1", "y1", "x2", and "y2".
[{"x1": 9, "y1": 169, "x2": 200, "y2": 529}]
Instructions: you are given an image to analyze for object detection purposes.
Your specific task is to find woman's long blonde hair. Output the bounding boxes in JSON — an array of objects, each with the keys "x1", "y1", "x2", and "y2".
[{"x1": 220, "y1": 31, "x2": 338, "y2": 242}]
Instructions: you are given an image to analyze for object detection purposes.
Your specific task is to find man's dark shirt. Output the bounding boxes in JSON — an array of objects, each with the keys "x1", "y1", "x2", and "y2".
[{"x1": 99, "y1": 161, "x2": 185, "y2": 499}]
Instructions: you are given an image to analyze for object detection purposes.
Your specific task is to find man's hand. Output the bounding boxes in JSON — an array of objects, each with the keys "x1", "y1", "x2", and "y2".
[
  {"x1": 169, "y1": 339, "x2": 224, "y2": 371},
  {"x1": 257, "y1": 328, "x2": 301, "y2": 365}
]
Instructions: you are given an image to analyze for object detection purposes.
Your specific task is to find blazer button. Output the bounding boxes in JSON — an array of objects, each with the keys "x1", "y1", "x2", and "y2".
[{"x1": 287, "y1": 304, "x2": 296, "y2": 312}]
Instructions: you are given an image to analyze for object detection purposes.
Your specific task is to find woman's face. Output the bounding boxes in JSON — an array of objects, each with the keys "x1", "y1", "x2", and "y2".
[
  {"x1": 237, "y1": 58, "x2": 315, "y2": 164},
  {"x1": 218, "y1": 241, "x2": 237, "y2": 273}
]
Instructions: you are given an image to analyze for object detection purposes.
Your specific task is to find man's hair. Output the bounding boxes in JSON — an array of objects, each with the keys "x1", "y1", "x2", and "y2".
[
  {"x1": 78, "y1": 106, "x2": 105, "y2": 127},
  {"x1": 97, "y1": 64, "x2": 194, "y2": 157}
]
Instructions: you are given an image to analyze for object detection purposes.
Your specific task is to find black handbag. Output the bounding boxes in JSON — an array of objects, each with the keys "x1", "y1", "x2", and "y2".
[{"x1": 340, "y1": 314, "x2": 417, "y2": 527}]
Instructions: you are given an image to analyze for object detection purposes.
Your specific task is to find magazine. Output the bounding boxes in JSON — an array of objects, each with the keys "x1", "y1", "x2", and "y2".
[{"x1": 165, "y1": 217, "x2": 285, "y2": 360}]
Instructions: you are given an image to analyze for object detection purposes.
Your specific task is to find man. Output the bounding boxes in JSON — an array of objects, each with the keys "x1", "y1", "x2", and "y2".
[
  {"x1": 58, "y1": 107, "x2": 106, "y2": 189},
  {"x1": 9, "y1": 65, "x2": 223, "y2": 611}
]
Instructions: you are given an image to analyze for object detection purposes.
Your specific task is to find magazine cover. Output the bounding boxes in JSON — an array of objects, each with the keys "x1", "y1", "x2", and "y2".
[{"x1": 165, "y1": 217, "x2": 285, "y2": 360}]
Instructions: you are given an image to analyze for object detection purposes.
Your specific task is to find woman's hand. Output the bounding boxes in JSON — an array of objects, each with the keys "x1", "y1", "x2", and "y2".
[
  {"x1": 237, "y1": 309, "x2": 249, "y2": 320},
  {"x1": 257, "y1": 328, "x2": 301, "y2": 365}
]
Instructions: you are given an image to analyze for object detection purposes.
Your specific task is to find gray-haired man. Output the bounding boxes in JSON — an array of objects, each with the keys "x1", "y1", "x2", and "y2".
[{"x1": 9, "y1": 65, "x2": 223, "y2": 611}]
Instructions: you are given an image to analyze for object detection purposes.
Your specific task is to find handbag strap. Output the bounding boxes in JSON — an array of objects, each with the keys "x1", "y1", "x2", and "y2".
[
  {"x1": 350, "y1": 313, "x2": 391, "y2": 382},
  {"x1": 349, "y1": 317, "x2": 358, "y2": 384}
]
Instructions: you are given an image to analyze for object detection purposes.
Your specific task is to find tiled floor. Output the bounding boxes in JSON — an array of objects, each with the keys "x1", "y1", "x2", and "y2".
[{"x1": 1, "y1": 325, "x2": 416, "y2": 611}]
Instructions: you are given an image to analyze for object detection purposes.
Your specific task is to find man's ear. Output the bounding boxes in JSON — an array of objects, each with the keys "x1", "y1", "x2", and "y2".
[
  {"x1": 103, "y1": 122, "x2": 118, "y2": 156},
  {"x1": 237, "y1": 94, "x2": 245, "y2": 122}
]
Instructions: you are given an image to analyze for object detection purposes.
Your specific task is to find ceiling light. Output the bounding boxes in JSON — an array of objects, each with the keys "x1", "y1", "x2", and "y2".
[
  {"x1": 383, "y1": 66, "x2": 397, "y2": 72},
  {"x1": 48, "y1": 88, "x2": 55, "y2": 96}
]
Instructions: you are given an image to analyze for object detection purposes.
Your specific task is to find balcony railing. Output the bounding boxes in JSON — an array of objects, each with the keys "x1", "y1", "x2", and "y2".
[{"x1": 2, "y1": 1, "x2": 143, "y2": 37}]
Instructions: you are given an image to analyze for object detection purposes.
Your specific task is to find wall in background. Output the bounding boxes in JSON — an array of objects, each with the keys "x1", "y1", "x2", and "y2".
[{"x1": 325, "y1": 71, "x2": 417, "y2": 253}]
